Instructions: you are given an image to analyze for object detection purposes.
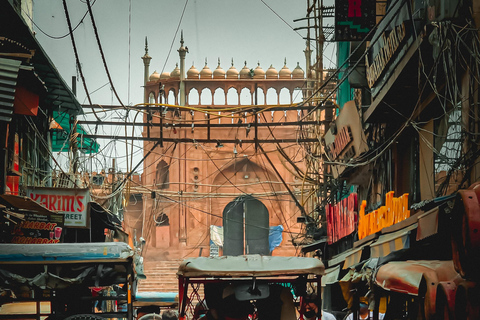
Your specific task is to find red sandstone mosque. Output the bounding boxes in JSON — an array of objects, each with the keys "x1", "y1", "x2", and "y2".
[{"x1": 125, "y1": 33, "x2": 319, "y2": 265}]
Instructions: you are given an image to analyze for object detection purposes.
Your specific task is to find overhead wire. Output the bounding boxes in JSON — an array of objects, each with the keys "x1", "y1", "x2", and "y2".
[
  {"x1": 26, "y1": 1, "x2": 96, "y2": 40},
  {"x1": 62, "y1": 0, "x2": 102, "y2": 122},
  {"x1": 160, "y1": 0, "x2": 189, "y2": 75},
  {"x1": 259, "y1": 0, "x2": 303, "y2": 38}
]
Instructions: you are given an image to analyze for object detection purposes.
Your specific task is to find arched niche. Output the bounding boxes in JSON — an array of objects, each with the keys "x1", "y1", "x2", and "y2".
[
  {"x1": 201, "y1": 88, "x2": 212, "y2": 105},
  {"x1": 156, "y1": 160, "x2": 170, "y2": 189},
  {"x1": 292, "y1": 86, "x2": 303, "y2": 103},
  {"x1": 240, "y1": 87, "x2": 251, "y2": 105},
  {"x1": 279, "y1": 88, "x2": 291, "y2": 104},
  {"x1": 266, "y1": 87, "x2": 278, "y2": 106},
  {"x1": 188, "y1": 88, "x2": 199, "y2": 105},
  {"x1": 214, "y1": 87, "x2": 225, "y2": 105},
  {"x1": 227, "y1": 87, "x2": 239, "y2": 105},
  {"x1": 255, "y1": 87, "x2": 265, "y2": 105},
  {"x1": 167, "y1": 89, "x2": 176, "y2": 105},
  {"x1": 211, "y1": 157, "x2": 281, "y2": 193},
  {"x1": 149, "y1": 92, "x2": 156, "y2": 104}
]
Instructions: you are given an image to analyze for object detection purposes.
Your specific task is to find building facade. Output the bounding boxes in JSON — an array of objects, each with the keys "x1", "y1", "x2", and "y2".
[
  {"x1": 311, "y1": 0, "x2": 480, "y2": 318},
  {"x1": 127, "y1": 35, "x2": 323, "y2": 261}
]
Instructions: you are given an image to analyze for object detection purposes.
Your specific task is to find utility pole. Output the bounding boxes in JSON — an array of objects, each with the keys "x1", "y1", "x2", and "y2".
[
  {"x1": 294, "y1": 0, "x2": 334, "y2": 220},
  {"x1": 69, "y1": 75, "x2": 80, "y2": 188}
]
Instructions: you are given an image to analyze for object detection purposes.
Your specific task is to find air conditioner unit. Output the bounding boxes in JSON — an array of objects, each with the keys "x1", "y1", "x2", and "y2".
[
  {"x1": 92, "y1": 175, "x2": 105, "y2": 186},
  {"x1": 427, "y1": 0, "x2": 461, "y2": 22}
]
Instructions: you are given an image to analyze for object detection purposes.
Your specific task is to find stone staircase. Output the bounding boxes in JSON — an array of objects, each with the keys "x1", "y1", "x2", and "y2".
[{"x1": 137, "y1": 259, "x2": 183, "y2": 293}]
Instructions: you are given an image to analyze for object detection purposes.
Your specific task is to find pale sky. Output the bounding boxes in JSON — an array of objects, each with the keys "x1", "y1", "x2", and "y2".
[{"x1": 32, "y1": 0, "x2": 336, "y2": 172}]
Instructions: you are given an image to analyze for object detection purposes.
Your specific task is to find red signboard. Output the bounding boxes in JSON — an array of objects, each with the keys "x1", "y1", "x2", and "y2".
[{"x1": 326, "y1": 193, "x2": 357, "y2": 244}]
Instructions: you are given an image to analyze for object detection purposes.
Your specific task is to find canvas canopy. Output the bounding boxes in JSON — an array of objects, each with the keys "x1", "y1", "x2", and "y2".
[
  {"x1": 177, "y1": 254, "x2": 325, "y2": 278},
  {"x1": 0, "y1": 242, "x2": 134, "y2": 264}
]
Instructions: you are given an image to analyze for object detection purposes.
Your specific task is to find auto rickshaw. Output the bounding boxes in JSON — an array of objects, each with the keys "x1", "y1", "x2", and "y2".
[
  {"x1": 0, "y1": 242, "x2": 137, "y2": 320},
  {"x1": 176, "y1": 255, "x2": 325, "y2": 320}
]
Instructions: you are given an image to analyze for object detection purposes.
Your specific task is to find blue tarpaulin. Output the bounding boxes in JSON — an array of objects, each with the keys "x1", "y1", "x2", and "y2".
[{"x1": 269, "y1": 225, "x2": 284, "y2": 252}]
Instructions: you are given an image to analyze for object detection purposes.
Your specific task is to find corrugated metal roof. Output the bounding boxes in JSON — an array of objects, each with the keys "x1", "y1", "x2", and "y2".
[
  {"x1": 1, "y1": 2, "x2": 83, "y2": 116},
  {"x1": 0, "y1": 58, "x2": 21, "y2": 122}
]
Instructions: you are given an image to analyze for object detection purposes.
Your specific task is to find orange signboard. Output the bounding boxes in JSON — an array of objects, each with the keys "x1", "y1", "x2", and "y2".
[{"x1": 358, "y1": 191, "x2": 410, "y2": 239}]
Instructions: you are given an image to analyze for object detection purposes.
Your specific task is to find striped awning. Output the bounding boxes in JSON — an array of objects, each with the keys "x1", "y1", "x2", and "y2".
[
  {"x1": 370, "y1": 223, "x2": 417, "y2": 258},
  {"x1": 343, "y1": 247, "x2": 363, "y2": 269},
  {"x1": 329, "y1": 248, "x2": 356, "y2": 267},
  {"x1": 321, "y1": 265, "x2": 341, "y2": 286}
]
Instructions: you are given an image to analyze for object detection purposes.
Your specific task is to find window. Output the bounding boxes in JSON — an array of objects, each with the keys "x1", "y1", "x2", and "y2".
[{"x1": 156, "y1": 160, "x2": 169, "y2": 189}]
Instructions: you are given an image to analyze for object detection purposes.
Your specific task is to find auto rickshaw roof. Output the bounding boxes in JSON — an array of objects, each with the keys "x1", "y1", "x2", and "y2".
[
  {"x1": 177, "y1": 254, "x2": 325, "y2": 278},
  {"x1": 0, "y1": 242, "x2": 134, "y2": 264}
]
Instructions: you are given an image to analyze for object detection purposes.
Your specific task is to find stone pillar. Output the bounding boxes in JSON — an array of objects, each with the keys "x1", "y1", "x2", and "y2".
[{"x1": 178, "y1": 31, "x2": 188, "y2": 107}]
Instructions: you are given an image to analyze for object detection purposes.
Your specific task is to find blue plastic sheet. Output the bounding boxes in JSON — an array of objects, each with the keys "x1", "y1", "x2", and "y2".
[{"x1": 269, "y1": 225, "x2": 284, "y2": 252}]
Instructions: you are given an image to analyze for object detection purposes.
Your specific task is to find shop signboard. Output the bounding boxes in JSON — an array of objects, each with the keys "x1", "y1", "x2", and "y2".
[
  {"x1": 335, "y1": 0, "x2": 376, "y2": 41},
  {"x1": 322, "y1": 101, "x2": 369, "y2": 179},
  {"x1": 357, "y1": 191, "x2": 410, "y2": 239},
  {"x1": 365, "y1": 0, "x2": 425, "y2": 98},
  {"x1": 11, "y1": 211, "x2": 65, "y2": 244},
  {"x1": 326, "y1": 192, "x2": 357, "y2": 244},
  {"x1": 27, "y1": 187, "x2": 90, "y2": 228}
]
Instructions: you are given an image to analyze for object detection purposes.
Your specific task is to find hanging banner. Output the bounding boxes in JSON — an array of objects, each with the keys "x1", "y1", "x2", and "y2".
[{"x1": 27, "y1": 187, "x2": 90, "y2": 228}]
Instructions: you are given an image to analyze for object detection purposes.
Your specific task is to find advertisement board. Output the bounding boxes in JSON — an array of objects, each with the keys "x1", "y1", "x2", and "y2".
[
  {"x1": 335, "y1": 0, "x2": 376, "y2": 41},
  {"x1": 27, "y1": 187, "x2": 90, "y2": 228},
  {"x1": 11, "y1": 212, "x2": 65, "y2": 244}
]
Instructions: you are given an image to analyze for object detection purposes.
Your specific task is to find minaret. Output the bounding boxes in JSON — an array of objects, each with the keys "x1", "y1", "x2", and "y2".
[
  {"x1": 141, "y1": 37, "x2": 152, "y2": 104},
  {"x1": 178, "y1": 31, "x2": 188, "y2": 106},
  {"x1": 304, "y1": 41, "x2": 312, "y2": 101}
]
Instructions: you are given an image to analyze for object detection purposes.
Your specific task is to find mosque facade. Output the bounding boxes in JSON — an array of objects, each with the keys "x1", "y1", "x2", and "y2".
[{"x1": 126, "y1": 35, "x2": 316, "y2": 261}]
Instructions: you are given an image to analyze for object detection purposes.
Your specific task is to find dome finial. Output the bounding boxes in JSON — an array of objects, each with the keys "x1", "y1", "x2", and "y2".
[
  {"x1": 284, "y1": 58, "x2": 287, "y2": 65},
  {"x1": 231, "y1": 58, "x2": 234, "y2": 67},
  {"x1": 205, "y1": 58, "x2": 208, "y2": 66},
  {"x1": 181, "y1": 30, "x2": 184, "y2": 46},
  {"x1": 145, "y1": 36, "x2": 148, "y2": 55},
  {"x1": 218, "y1": 58, "x2": 221, "y2": 67}
]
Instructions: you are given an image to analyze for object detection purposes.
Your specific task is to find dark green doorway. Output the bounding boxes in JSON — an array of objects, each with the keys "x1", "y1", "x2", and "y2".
[{"x1": 223, "y1": 195, "x2": 269, "y2": 255}]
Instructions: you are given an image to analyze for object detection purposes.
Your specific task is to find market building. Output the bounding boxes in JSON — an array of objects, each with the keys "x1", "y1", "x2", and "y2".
[
  {"x1": 304, "y1": 0, "x2": 480, "y2": 318},
  {"x1": 0, "y1": 1, "x2": 139, "y2": 318},
  {"x1": 0, "y1": 0, "x2": 125, "y2": 246}
]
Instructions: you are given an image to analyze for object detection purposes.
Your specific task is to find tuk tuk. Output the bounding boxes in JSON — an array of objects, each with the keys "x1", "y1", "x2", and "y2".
[
  {"x1": 134, "y1": 291, "x2": 178, "y2": 319},
  {"x1": 0, "y1": 242, "x2": 137, "y2": 320},
  {"x1": 176, "y1": 255, "x2": 325, "y2": 320}
]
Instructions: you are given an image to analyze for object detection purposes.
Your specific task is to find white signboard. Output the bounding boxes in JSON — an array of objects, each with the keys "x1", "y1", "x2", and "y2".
[{"x1": 27, "y1": 187, "x2": 90, "y2": 228}]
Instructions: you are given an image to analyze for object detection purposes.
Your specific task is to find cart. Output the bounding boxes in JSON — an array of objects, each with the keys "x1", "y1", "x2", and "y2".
[
  {"x1": 0, "y1": 242, "x2": 137, "y2": 320},
  {"x1": 177, "y1": 255, "x2": 325, "y2": 320}
]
